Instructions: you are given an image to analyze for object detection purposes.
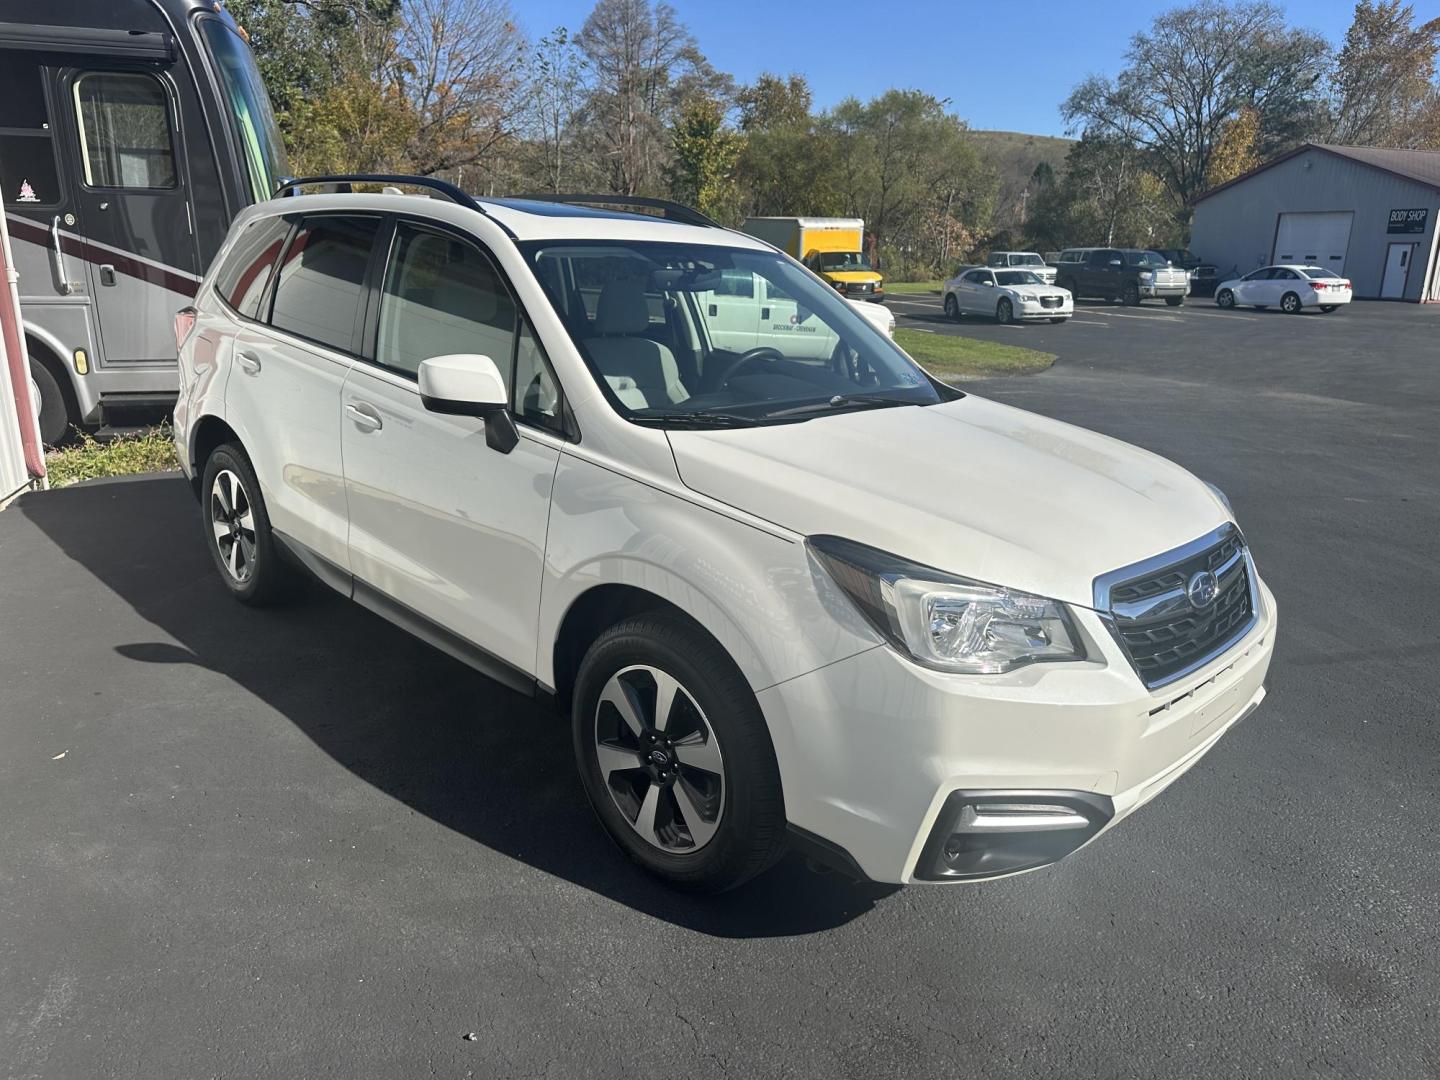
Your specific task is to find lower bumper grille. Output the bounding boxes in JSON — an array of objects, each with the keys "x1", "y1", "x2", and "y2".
[{"x1": 1095, "y1": 526, "x2": 1257, "y2": 689}]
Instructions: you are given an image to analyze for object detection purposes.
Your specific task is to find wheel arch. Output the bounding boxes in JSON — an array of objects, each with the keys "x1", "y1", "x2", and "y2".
[
  {"x1": 190, "y1": 414, "x2": 243, "y2": 477},
  {"x1": 23, "y1": 329, "x2": 81, "y2": 418}
]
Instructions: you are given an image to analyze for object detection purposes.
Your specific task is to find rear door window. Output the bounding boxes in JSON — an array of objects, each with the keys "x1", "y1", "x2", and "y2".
[
  {"x1": 0, "y1": 53, "x2": 61, "y2": 208},
  {"x1": 214, "y1": 215, "x2": 291, "y2": 319},
  {"x1": 73, "y1": 72, "x2": 177, "y2": 189},
  {"x1": 269, "y1": 215, "x2": 382, "y2": 353}
]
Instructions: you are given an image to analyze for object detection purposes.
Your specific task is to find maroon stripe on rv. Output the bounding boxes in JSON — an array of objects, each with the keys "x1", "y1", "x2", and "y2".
[{"x1": 5, "y1": 216, "x2": 200, "y2": 298}]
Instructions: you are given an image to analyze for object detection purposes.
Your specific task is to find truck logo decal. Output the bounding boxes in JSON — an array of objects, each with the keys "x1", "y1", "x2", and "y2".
[{"x1": 16, "y1": 180, "x2": 40, "y2": 203}]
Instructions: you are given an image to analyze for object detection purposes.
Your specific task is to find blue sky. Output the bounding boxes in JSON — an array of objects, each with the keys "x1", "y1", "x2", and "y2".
[{"x1": 515, "y1": 0, "x2": 1440, "y2": 136}]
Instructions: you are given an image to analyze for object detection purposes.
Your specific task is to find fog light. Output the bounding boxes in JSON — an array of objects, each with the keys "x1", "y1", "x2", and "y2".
[
  {"x1": 916, "y1": 790, "x2": 1113, "y2": 881},
  {"x1": 73, "y1": 348, "x2": 88, "y2": 375}
]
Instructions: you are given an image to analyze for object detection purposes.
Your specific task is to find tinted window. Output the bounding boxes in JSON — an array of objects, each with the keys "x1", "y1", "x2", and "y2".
[
  {"x1": 1272, "y1": 268, "x2": 1298, "y2": 280},
  {"x1": 513, "y1": 318, "x2": 565, "y2": 434},
  {"x1": 270, "y1": 216, "x2": 381, "y2": 352},
  {"x1": 376, "y1": 223, "x2": 516, "y2": 379},
  {"x1": 214, "y1": 215, "x2": 290, "y2": 319},
  {"x1": 0, "y1": 56, "x2": 60, "y2": 208},
  {"x1": 74, "y1": 72, "x2": 176, "y2": 189}
]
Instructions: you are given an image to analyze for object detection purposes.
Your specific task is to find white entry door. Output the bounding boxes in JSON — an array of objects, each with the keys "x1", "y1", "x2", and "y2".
[
  {"x1": 1381, "y1": 243, "x2": 1414, "y2": 299},
  {"x1": 1273, "y1": 212, "x2": 1353, "y2": 275}
]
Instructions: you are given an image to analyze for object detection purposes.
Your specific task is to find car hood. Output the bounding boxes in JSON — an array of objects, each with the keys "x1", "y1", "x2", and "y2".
[{"x1": 666, "y1": 396, "x2": 1228, "y2": 608}]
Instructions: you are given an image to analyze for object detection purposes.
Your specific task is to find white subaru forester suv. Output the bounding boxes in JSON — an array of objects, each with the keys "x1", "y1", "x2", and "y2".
[{"x1": 173, "y1": 178, "x2": 1276, "y2": 892}]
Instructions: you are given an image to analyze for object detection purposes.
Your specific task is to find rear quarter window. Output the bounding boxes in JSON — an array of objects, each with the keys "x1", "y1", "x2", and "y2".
[
  {"x1": 214, "y1": 215, "x2": 290, "y2": 319},
  {"x1": 269, "y1": 215, "x2": 382, "y2": 353}
]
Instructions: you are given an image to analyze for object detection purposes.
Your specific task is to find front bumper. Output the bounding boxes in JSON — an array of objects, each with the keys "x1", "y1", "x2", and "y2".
[
  {"x1": 760, "y1": 578, "x2": 1276, "y2": 883},
  {"x1": 1140, "y1": 282, "x2": 1190, "y2": 298},
  {"x1": 1017, "y1": 297, "x2": 1073, "y2": 320}
]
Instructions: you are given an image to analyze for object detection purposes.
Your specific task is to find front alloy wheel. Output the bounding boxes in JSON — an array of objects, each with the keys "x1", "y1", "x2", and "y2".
[
  {"x1": 594, "y1": 665, "x2": 724, "y2": 852},
  {"x1": 943, "y1": 293, "x2": 960, "y2": 320},
  {"x1": 995, "y1": 298, "x2": 1013, "y2": 324}
]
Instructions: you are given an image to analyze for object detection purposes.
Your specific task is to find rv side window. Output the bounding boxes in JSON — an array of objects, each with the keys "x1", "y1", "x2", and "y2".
[
  {"x1": 0, "y1": 54, "x2": 61, "y2": 208},
  {"x1": 269, "y1": 215, "x2": 382, "y2": 354},
  {"x1": 73, "y1": 72, "x2": 177, "y2": 190},
  {"x1": 214, "y1": 215, "x2": 291, "y2": 320}
]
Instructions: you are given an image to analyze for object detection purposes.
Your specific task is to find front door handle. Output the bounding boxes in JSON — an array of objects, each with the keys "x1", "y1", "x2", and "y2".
[
  {"x1": 345, "y1": 401, "x2": 383, "y2": 432},
  {"x1": 50, "y1": 216, "x2": 74, "y2": 295},
  {"x1": 99, "y1": 264, "x2": 117, "y2": 286},
  {"x1": 761, "y1": 307, "x2": 771, "y2": 320},
  {"x1": 237, "y1": 351, "x2": 262, "y2": 374}
]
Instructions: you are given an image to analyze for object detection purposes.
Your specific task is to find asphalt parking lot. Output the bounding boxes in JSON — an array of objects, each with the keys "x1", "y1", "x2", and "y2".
[{"x1": 3, "y1": 299, "x2": 1438, "y2": 1078}]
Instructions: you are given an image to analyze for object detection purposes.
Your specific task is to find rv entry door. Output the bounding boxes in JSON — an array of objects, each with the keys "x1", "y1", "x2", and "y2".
[{"x1": 63, "y1": 67, "x2": 198, "y2": 364}]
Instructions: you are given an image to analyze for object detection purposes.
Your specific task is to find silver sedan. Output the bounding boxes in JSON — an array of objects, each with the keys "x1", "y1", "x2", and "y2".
[{"x1": 943, "y1": 268, "x2": 1073, "y2": 324}]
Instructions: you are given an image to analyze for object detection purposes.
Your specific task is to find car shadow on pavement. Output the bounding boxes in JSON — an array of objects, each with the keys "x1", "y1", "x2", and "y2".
[{"x1": 18, "y1": 475, "x2": 900, "y2": 938}]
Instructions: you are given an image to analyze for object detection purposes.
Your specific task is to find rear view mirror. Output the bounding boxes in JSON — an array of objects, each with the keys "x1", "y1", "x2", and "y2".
[{"x1": 418, "y1": 354, "x2": 518, "y2": 453}]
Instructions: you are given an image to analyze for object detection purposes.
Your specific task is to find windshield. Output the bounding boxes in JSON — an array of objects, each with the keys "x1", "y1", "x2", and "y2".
[
  {"x1": 818, "y1": 251, "x2": 872, "y2": 271},
  {"x1": 1126, "y1": 250, "x2": 1170, "y2": 268},
  {"x1": 521, "y1": 240, "x2": 946, "y2": 426},
  {"x1": 199, "y1": 19, "x2": 290, "y2": 204},
  {"x1": 1013, "y1": 254, "x2": 1045, "y2": 266},
  {"x1": 996, "y1": 270, "x2": 1044, "y2": 286}
]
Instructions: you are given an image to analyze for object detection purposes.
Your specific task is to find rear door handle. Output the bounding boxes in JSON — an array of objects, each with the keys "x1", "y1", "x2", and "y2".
[
  {"x1": 237, "y1": 351, "x2": 262, "y2": 374},
  {"x1": 345, "y1": 401, "x2": 383, "y2": 432}
]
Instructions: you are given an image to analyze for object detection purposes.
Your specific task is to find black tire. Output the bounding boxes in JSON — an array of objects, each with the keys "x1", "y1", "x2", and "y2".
[
  {"x1": 28, "y1": 355, "x2": 74, "y2": 447},
  {"x1": 995, "y1": 297, "x2": 1013, "y2": 325},
  {"x1": 1281, "y1": 291, "x2": 1302, "y2": 314},
  {"x1": 1165, "y1": 296, "x2": 1184, "y2": 307},
  {"x1": 943, "y1": 293, "x2": 961, "y2": 320},
  {"x1": 1122, "y1": 282, "x2": 1141, "y2": 306},
  {"x1": 1216, "y1": 288, "x2": 1235, "y2": 309},
  {"x1": 573, "y1": 612, "x2": 786, "y2": 893},
  {"x1": 1320, "y1": 304, "x2": 1338, "y2": 313},
  {"x1": 1049, "y1": 317, "x2": 1067, "y2": 324},
  {"x1": 200, "y1": 442, "x2": 303, "y2": 607}
]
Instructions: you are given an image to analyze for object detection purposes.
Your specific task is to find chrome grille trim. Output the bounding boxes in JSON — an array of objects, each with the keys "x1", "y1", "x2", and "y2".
[{"x1": 1093, "y1": 524, "x2": 1260, "y2": 691}]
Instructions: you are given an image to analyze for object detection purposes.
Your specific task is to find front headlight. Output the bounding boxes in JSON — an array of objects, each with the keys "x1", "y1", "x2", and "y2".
[
  {"x1": 809, "y1": 535, "x2": 1085, "y2": 673},
  {"x1": 1138, "y1": 270, "x2": 1154, "y2": 280},
  {"x1": 1019, "y1": 292, "x2": 1038, "y2": 302}
]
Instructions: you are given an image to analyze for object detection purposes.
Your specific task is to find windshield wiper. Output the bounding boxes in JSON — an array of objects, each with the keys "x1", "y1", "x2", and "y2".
[
  {"x1": 759, "y1": 394, "x2": 917, "y2": 421},
  {"x1": 630, "y1": 412, "x2": 761, "y2": 428}
]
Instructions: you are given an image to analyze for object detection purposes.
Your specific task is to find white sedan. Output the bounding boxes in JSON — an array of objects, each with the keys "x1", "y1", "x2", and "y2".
[
  {"x1": 943, "y1": 267, "x2": 1073, "y2": 324},
  {"x1": 1215, "y1": 265, "x2": 1353, "y2": 313}
]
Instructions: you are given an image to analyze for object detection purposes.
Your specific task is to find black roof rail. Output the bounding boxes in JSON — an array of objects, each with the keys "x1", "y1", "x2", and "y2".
[
  {"x1": 274, "y1": 174, "x2": 482, "y2": 213},
  {"x1": 516, "y1": 193, "x2": 722, "y2": 229}
]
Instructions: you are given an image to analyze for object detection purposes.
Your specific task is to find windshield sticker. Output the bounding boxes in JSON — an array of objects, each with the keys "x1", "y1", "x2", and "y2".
[{"x1": 17, "y1": 180, "x2": 40, "y2": 203}]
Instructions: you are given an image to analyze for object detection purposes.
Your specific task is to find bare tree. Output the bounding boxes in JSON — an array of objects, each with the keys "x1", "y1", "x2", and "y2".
[
  {"x1": 522, "y1": 27, "x2": 591, "y2": 192},
  {"x1": 392, "y1": 0, "x2": 525, "y2": 177}
]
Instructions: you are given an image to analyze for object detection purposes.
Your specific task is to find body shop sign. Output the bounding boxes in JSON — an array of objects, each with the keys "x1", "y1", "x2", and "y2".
[{"x1": 1388, "y1": 208, "x2": 1429, "y2": 234}]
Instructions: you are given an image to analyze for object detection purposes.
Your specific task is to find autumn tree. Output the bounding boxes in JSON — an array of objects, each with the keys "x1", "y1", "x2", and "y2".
[
  {"x1": 667, "y1": 96, "x2": 745, "y2": 219},
  {"x1": 1063, "y1": 1, "x2": 1329, "y2": 223},
  {"x1": 1329, "y1": 0, "x2": 1440, "y2": 148},
  {"x1": 1206, "y1": 107, "x2": 1262, "y2": 187}
]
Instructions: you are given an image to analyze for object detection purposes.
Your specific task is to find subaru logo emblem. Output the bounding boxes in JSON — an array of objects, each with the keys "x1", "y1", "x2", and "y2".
[{"x1": 1186, "y1": 570, "x2": 1219, "y2": 609}]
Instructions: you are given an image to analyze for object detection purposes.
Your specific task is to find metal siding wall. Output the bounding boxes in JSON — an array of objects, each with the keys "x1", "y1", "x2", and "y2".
[{"x1": 1190, "y1": 148, "x2": 1440, "y2": 300}]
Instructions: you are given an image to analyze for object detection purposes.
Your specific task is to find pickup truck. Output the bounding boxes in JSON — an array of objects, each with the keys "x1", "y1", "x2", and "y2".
[{"x1": 1053, "y1": 248, "x2": 1190, "y2": 307}]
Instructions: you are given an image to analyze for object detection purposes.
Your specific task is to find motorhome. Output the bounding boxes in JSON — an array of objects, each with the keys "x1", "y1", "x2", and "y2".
[
  {"x1": 0, "y1": 0, "x2": 288, "y2": 444},
  {"x1": 741, "y1": 217, "x2": 885, "y2": 302}
]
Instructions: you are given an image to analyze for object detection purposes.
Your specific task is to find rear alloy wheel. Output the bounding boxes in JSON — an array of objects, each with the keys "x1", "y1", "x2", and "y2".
[
  {"x1": 574, "y1": 613, "x2": 786, "y2": 892},
  {"x1": 995, "y1": 297, "x2": 1013, "y2": 325},
  {"x1": 1122, "y1": 282, "x2": 1141, "y2": 306},
  {"x1": 201, "y1": 443, "x2": 303, "y2": 606},
  {"x1": 1216, "y1": 288, "x2": 1235, "y2": 309},
  {"x1": 1281, "y1": 291, "x2": 1302, "y2": 314},
  {"x1": 943, "y1": 293, "x2": 961, "y2": 320}
]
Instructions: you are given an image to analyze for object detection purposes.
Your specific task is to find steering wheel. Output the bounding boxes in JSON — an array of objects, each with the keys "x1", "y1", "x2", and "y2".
[{"x1": 714, "y1": 346, "x2": 785, "y2": 388}]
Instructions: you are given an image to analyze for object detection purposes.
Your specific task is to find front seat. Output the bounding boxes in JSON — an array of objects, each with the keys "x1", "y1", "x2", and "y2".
[{"x1": 585, "y1": 277, "x2": 690, "y2": 410}]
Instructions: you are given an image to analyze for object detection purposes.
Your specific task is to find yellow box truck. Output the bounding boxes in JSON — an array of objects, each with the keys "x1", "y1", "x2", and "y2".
[{"x1": 741, "y1": 217, "x2": 885, "y2": 302}]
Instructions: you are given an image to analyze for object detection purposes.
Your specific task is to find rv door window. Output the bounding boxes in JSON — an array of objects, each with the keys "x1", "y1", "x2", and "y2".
[
  {"x1": 0, "y1": 54, "x2": 61, "y2": 207},
  {"x1": 74, "y1": 73, "x2": 177, "y2": 189}
]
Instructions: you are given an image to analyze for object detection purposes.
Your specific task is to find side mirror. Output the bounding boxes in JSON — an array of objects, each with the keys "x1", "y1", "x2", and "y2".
[
  {"x1": 1108, "y1": 259, "x2": 1123, "y2": 267},
  {"x1": 418, "y1": 354, "x2": 518, "y2": 453}
]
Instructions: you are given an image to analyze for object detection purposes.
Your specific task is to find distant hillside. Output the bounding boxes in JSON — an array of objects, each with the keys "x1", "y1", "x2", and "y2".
[{"x1": 969, "y1": 130, "x2": 1074, "y2": 230}]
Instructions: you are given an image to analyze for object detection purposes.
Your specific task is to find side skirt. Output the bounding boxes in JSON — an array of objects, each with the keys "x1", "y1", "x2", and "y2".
[{"x1": 273, "y1": 530, "x2": 538, "y2": 698}]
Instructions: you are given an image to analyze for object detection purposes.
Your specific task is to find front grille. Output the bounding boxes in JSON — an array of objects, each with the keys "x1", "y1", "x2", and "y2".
[
  {"x1": 848, "y1": 282, "x2": 872, "y2": 293},
  {"x1": 1040, "y1": 296, "x2": 1061, "y2": 308},
  {"x1": 1099, "y1": 529, "x2": 1255, "y2": 688}
]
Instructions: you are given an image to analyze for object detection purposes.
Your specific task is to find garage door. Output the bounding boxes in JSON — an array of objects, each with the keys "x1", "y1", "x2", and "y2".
[{"x1": 1273, "y1": 211, "x2": 1353, "y2": 273}]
